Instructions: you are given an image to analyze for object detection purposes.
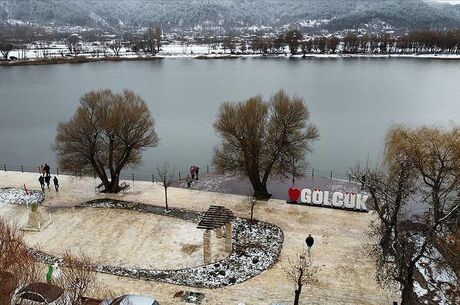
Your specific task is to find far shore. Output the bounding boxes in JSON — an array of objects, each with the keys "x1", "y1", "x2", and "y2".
[{"x1": 1, "y1": 52, "x2": 460, "y2": 67}]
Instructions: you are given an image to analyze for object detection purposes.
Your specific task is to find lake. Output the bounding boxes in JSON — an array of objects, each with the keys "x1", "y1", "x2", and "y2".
[{"x1": 0, "y1": 57, "x2": 459, "y2": 178}]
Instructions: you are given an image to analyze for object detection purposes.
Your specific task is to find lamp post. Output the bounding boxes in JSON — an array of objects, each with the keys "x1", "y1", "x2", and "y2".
[{"x1": 292, "y1": 157, "x2": 296, "y2": 186}]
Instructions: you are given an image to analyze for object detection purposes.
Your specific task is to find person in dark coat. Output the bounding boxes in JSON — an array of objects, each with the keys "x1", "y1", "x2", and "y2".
[
  {"x1": 44, "y1": 175, "x2": 51, "y2": 189},
  {"x1": 53, "y1": 176, "x2": 59, "y2": 192},
  {"x1": 305, "y1": 234, "x2": 314, "y2": 258},
  {"x1": 44, "y1": 163, "x2": 51, "y2": 176},
  {"x1": 38, "y1": 176, "x2": 45, "y2": 192},
  {"x1": 195, "y1": 166, "x2": 199, "y2": 180},
  {"x1": 190, "y1": 166, "x2": 195, "y2": 180}
]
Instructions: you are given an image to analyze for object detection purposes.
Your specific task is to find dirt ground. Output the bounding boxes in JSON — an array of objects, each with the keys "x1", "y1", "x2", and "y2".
[
  {"x1": 0, "y1": 205, "x2": 227, "y2": 269},
  {"x1": 0, "y1": 171, "x2": 400, "y2": 305}
]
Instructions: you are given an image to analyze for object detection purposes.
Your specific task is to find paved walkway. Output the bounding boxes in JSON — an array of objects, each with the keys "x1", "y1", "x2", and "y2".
[
  {"x1": 0, "y1": 171, "x2": 399, "y2": 305},
  {"x1": 173, "y1": 172, "x2": 361, "y2": 200}
]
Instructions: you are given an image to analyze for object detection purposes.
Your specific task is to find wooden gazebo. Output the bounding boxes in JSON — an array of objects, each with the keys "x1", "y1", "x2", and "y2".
[{"x1": 197, "y1": 206, "x2": 235, "y2": 264}]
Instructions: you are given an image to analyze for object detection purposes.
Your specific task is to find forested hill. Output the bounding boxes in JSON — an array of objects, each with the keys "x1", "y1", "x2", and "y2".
[{"x1": 0, "y1": 0, "x2": 459, "y2": 31}]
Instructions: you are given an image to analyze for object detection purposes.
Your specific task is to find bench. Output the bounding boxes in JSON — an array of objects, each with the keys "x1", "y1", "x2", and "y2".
[
  {"x1": 95, "y1": 182, "x2": 130, "y2": 192},
  {"x1": 119, "y1": 182, "x2": 130, "y2": 191}
]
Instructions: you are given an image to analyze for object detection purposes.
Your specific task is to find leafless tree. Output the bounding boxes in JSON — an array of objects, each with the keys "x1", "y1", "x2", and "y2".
[
  {"x1": 156, "y1": 162, "x2": 176, "y2": 210},
  {"x1": 223, "y1": 35, "x2": 236, "y2": 54},
  {"x1": 0, "y1": 43, "x2": 14, "y2": 60},
  {"x1": 285, "y1": 29, "x2": 303, "y2": 55},
  {"x1": 108, "y1": 40, "x2": 122, "y2": 56},
  {"x1": 0, "y1": 218, "x2": 41, "y2": 304},
  {"x1": 283, "y1": 253, "x2": 320, "y2": 305},
  {"x1": 354, "y1": 125, "x2": 460, "y2": 305},
  {"x1": 145, "y1": 26, "x2": 157, "y2": 55},
  {"x1": 243, "y1": 194, "x2": 258, "y2": 231},
  {"x1": 213, "y1": 90, "x2": 319, "y2": 199},
  {"x1": 68, "y1": 34, "x2": 81, "y2": 56},
  {"x1": 327, "y1": 36, "x2": 340, "y2": 54},
  {"x1": 154, "y1": 26, "x2": 162, "y2": 53},
  {"x1": 57, "y1": 250, "x2": 97, "y2": 305},
  {"x1": 55, "y1": 89, "x2": 159, "y2": 193},
  {"x1": 385, "y1": 125, "x2": 460, "y2": 222},
  {"x1": 240, "y1": 41, "x2": 247, "y2": 54}
]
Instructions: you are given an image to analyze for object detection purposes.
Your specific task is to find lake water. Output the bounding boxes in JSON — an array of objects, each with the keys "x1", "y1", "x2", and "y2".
[{"x1": 0, "y1": 57, "x2": 459, "y2": 177}]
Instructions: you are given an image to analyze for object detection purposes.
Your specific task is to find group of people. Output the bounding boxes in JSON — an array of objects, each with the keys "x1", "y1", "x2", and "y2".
[
  {"x1": 38, "y1": 163, "x2": 59, "y2": 192},
  {"x1": 185, "y1": 165, "x2": 200, "y2": 188}
]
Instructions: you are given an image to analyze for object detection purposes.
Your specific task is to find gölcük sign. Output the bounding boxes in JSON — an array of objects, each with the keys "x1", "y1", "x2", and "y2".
[{"x1": 288, "y1": 187, "x2": 369, "y2": 212}]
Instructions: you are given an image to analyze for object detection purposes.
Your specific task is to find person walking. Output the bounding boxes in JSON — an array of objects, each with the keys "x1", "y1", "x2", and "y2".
[
  {"x1": 39, "y1": 165, "x2": 44, "y2": 176},
  {"x1": 190, "y1": 165, "x2": 195, "y2": 180},
  {"x1": 305, "y1": 234, "x2": 315, "y2": 260},
  {"x1": 361, "y1": 174, "x2": 366, "y2": 190},
  {"x1": 44, "y1": 175, "x2": 51, "y2": 189},
  {"x1": 53, "y1": 176, "x2": 59, "y2": 192},
  {"x1": 38, "y1": 175, "x2": 45, "y2": 192},
  {"x1": 195, "y1": 166, "x2": 199, "y2": 180},
  {"x1": 44, "y1": 163, "x2": 51, "y2": 176},
  {"x1": 185, "y1": 174, "x2": 192, "y2": 188}
]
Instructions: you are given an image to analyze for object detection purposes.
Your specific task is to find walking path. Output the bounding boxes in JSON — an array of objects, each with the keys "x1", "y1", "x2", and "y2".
[
  {"x1": 173, "y1": 172, "x2": 361, "y2": 200},
  {"x1": 0, "y1": 171, "x2": 398, "y2": 305}
]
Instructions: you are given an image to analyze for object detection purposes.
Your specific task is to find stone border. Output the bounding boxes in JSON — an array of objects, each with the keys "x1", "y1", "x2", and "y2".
[{"x1": 29, "y1": 199, "x2": 284, "y2": 288}]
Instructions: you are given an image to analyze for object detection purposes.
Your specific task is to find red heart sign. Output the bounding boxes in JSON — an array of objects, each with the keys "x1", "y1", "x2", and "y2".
[{"x1": 288, "y1": 187, "x2": 301, "y2": 203}]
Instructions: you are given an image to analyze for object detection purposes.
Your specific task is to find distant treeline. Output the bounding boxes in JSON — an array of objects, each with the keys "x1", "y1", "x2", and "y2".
[
  {"x1": 249, "y1": 29, "x2": 460, "y2": 55},
  {"x1": 2, "y1": 24, "x2": 460, "y2": 61}
]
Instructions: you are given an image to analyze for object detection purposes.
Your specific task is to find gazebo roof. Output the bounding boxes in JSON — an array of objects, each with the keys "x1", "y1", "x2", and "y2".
[{"x1": 197, "y1": 205, "x2": 234, "y2": 230}]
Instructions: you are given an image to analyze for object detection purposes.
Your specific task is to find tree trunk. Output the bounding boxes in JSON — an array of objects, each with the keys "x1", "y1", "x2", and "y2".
[
  {"x1": 164, "y1": 187, "x2": 169, "y2": 210},
  {"x1": 107, "y1": 174, "x2": 120, "y2": 193},
  {"x1": 253, "y1": 184, "x2": 270, "y2": 200},
  {"x1": 248, "y1": 174, "x2": 270, "y2": 200},
  {"x1": 293, "y1": 289, "x2": 301, "y2": 305},
  {"x1": 401, "y1": 267, "x2": 416, "y2": 305}
]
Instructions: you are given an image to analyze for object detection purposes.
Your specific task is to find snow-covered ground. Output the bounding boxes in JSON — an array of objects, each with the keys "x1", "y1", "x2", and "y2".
[
  {"x1": 0, "y1": 187, "x2": 44, "y2": 206},
  {"x1": 415, "y1": 245, "x2": 459, "y2": 305},
  {"x1": 28, "y1": 199, "x2": 284, "y2": 288}
]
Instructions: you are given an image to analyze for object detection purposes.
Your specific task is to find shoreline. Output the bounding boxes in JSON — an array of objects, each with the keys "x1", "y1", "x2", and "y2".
[{"x1": 1, "y1": 52, "x2": 460, "y2": 67}]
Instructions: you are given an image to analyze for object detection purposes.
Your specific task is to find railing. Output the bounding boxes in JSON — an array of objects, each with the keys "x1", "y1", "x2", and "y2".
[{"x1": 0, "y1": 163, "x2": 356, "y2": 183}]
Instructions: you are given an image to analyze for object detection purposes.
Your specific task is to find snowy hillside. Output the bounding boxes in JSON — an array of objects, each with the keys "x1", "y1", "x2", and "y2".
[{"x1": 0, "y1": 0, "x2": 460, "y2": 31}]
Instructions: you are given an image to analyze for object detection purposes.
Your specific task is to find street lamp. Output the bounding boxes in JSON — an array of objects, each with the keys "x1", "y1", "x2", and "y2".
[{"x1": 292, "y1": 157, "x2": 296, "y2": 186}]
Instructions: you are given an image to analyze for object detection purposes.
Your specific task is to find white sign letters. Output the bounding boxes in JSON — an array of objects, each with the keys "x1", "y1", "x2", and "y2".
[{"x1": 288, "y1": 187, "x2": 368, "y2": 212}]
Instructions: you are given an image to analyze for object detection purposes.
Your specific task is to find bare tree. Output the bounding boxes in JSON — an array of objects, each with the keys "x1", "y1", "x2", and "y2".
[
  {"x1": 240, "y1": 42, "x2": 247, "y2": 54},
  {"x1": 145, "y1": 26, "x2": 157, "y2": 55},
  {"x1": 213, "y1": 90, "x2": 319, "y2": 199},
  {"x1": 243, "y1": 194, "x2": 258, "y2": 231},
  {"x1": 55, "y1": 89, "x2": 159, "y2": 193},
  {"x1": 354, "y1": 125, "x2": 460, "y2": 305},
  {"x1": 385, "y1": 125, "x2": 460, "y2": 222},
  {"x1": 0, "y1": 218, "x2": 40, "y2": 304},
  {"x1": 327, "y1": 36, "x2": 340, "y2": 54},
  {"x1": 57, "y1": 250, "x2": 97, "y2": 305},
  {"x1": 285, "y1": 30, "x2": 303, "y2": 55},
  {"x1": 154, "y1": 26, "x2": 162, "y2": 53},
  {"x1": 108, "y1": 40, "x2": 122, "y2": 56},
  {"x1": 283, "y1": 253, "x2": 320, "y2": 305},
  {"x1": 156, "y1": 162, "x2": 176, "y2": 210},
  {"x1": 0, "y1": 43, "x2": 14, "y2": 60},
  {"x1": 68, "y1": 34, "x2": 80, "y2": 56},
  {"x1": 223, "y1": 35, "x2": 236, "y2": 54}
]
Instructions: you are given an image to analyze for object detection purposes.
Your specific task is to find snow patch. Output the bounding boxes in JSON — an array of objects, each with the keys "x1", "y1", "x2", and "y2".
[{"x1": 0, "y1": 188, "x2": 44, "y2": 206}]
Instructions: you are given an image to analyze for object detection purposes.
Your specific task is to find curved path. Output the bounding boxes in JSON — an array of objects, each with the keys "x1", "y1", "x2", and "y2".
[{"x1": 29, "y1": 199, "x2": 284, "y2": 288}]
